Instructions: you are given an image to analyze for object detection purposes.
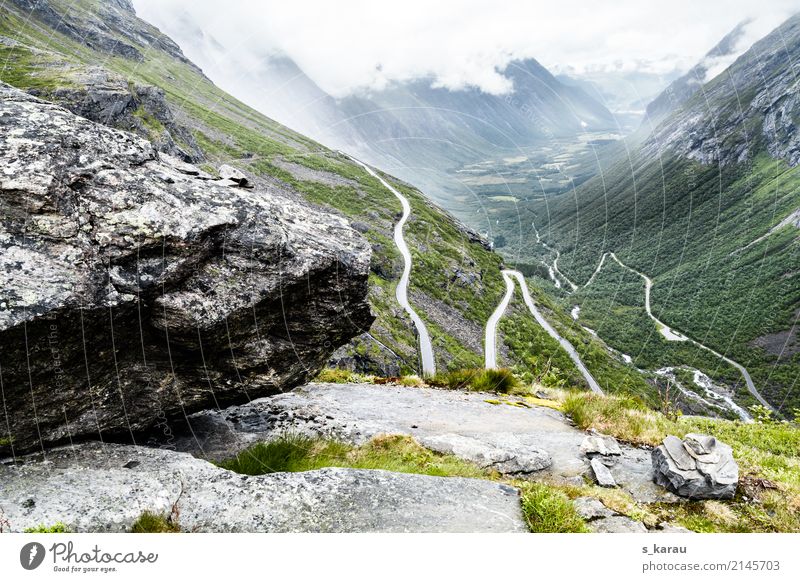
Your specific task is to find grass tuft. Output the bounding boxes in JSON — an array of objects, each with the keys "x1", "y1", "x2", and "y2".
[
  {"x1": 430, "y1": 368, "x2": 520, "y2": 394},
  {"x1": 130, "y1": 511, "x2": 180, "y2": 533},
  {"x1": 314, "y1": 368, "x2": 375, "y2": 384},
  {"x1": 518, "y1": 482, "x2": 589, "y2": 533}
]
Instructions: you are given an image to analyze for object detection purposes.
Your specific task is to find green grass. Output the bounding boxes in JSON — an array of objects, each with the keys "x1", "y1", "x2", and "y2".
[
  {"x1": 429, "y1": 368, "x2": 520, "y2": 394},
  {"x1": 315, "y1": 368, "x2": 375, "y2": 384},
  {"x1": 518, "y1": 482, "x2": 590, "y2": 533},
  {"x1": 523, "y1": 152, "x2": 800, "y2": 414},
  {"x1": 130, "y1": 511, "x2": 180, "y2": 533},
  {"x1": 218, "y1": 433, "x2": 488, "y2": 479},
  {"x1": 23, "y1": 522, "x2": 70, "y2": 533}
]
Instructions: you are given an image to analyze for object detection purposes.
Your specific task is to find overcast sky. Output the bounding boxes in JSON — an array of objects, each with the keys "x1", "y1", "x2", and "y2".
[{"x1": 133, "y1": 0, "x2": 799, "y2": 97}]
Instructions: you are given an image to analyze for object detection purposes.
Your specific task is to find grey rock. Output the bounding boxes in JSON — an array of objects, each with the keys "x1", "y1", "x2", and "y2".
[
  {"x1": 7, "y1": 0, "x2": 204, "y2": 74},
  {"x1": 590, "y1": 457, "x2": 617, "y2": 487},
  {"x1": 662, "y1": 435, "x2": 697, "y2": 471},
  {"x1": 46, "y1": 67, "x2": 205, "y2": 162},
  {"x1": 591, "y1": 515, "x2": 648, "y2": 533},
  {"x1": 0, "y1": 84, "x2": 373, "y2": 454},
  {"x1": 175, "y1": 383, "x2": 573, "y2": 475},
  {"x1": 652, "y1": 434, "x2": 738, "y2": 499},
  {"x1": 419, "y1": 433, "x2": 551, "y2": 475},
  {"x1": 581, "y1": 435, "x2": 622, "y2": 456},
  {"x1": 218, "y1": 164, "x2": 249, "y2": 187},
  {"x1": 573, "y1": 496, "x2": 651, "y2": 533},
  {"x1": 573, "y1": 497, "x2": 615, "y2": 520},
  {"x1": 684, "y1": 433, "x2": 717, "y2": 455},
  {"x1": 0, "y1": 442, "x2": 526, "y2": 533},
  {"x1": 173, "y1": 382, "x2": 672, "y2": 504}
]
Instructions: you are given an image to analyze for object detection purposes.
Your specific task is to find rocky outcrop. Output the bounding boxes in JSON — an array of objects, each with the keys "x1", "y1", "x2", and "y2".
[
  {"x1": 644, "y1": 13, "x2": 800, "y2": 167},
  {"x1": 652, "y1": 434, "x2": 738, "y2": 499},
  {"x1": 7, "y1": 0, "x2": 205, "y2": 76},
  {"x1": 169, "y1": 382, "x2": 675, "y2": 504},
  {"x1": 0, "y1": 84, "x2": 373, "y2": 454},
  {"x1": 0, "y1": 442, "x2": 527, "y2": 532},
  {"x1": 44, "y1": 67, "x2": 205, "y2": 162}
]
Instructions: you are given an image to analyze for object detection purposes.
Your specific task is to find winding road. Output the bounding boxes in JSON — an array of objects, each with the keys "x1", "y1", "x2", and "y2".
[
  {"x1": 606, "y1": 253, "x2": 687, "y2": 342},
  {"x1": 346, "y1": 154, "x2": 436, "y2": 377},
  {"x1": 484, "y1": 271, "x2": 516, "y2": 369},
  {"x1": 584, "y1": 252, "x2": 772, "y2": 410},
  {"x1": 485, "y1": 269, "x2": 603, "y2": 394}
]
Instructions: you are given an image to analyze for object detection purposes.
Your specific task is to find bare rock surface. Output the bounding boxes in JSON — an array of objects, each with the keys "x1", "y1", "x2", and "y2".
[
  {"x1": 0, "y1": 442, "x2": 526, "y2": 533},
  {"x1": 174, "y1": 382, "x2": 670, "y2": 502},
  {"x1": 0, "y1": 84, "x2": 373, "y2": 454},
  {"x1": 573, "y1": 496, "x2": 647, "y2": 533},
  {"x1": 652, "y1": 434, "x2": 738, "y2": 499}
]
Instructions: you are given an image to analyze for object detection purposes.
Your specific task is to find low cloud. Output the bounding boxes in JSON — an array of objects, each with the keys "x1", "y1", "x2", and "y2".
[{"x1": 132, "y1": 0, "x2": 799, "y2": 96}]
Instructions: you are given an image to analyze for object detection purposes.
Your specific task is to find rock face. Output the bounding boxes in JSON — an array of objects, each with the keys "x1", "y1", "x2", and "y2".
[
  {"x1": 0, "y1": 442, "x2": 527, "y2": 533},
  {"x1": 644, "y1": 13, "x2": 800, "y2": 167},
  {"x1": 7, "y1": 0, "x2": 203, "y2": 74},
  {"x1": 46, "y1": 67, "x2": 205, "y2": 162},
  {"x1": 0, "y1": 84, "x2": 374, "y2": 454},
  {"x1": 652, "y1": 434, "x2": 738, "y2": 499}
]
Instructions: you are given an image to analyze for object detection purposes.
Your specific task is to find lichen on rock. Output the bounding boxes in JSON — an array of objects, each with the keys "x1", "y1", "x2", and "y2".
[{"x1": 0, "y1": 83, "x2": 374, "y2": 453}]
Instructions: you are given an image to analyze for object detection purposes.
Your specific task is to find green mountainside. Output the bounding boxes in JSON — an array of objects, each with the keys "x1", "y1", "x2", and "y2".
[{"x1": 521, "y1": 14, "x2": 800, "y2": 415}]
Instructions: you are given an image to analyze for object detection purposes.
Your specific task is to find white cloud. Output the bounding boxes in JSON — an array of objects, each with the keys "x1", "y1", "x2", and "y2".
[{"x1": 132, "y1": 0, "x2": 800, "y2": 96}]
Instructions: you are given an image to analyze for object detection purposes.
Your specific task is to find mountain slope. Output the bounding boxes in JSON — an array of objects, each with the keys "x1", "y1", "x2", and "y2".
[
  {"x1": 644, "y1": 20, "x2": 751, "y2": 124},
  {"x1": 529, "y1": 13, "x2": 800, "y2": 415},
  {"x1": 0, "y1": 0, "x2": 656, "y2": 405}
]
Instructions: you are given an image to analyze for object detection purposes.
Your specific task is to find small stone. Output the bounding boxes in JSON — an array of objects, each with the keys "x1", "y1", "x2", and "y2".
[
  {"x1": 684, "y1": 433, "x2": 716, "y2": 455},
  {"x1": 662, "y1": 435, "x2": 696, "y2": 471},
  {"x1": 218, "y1": 164, "x2": 248, "y2": 186},
  {"x1": 591, "y1": 516, "x2": 647, "y2": 533},
  {"x1": 590, "y1": 457, "x2": 617, "y2": 487},
  {"x1": 573, "y1": 497, "x2": 614, "y2": 520},
  {"x1": 581, "y1": 435, "x2": 622, "y2": 456}
]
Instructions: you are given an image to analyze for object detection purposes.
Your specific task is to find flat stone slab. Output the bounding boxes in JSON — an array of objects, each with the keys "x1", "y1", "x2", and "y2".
[
  {"x1": 590, "y1": 457, "x2": 617, "y2": 487},
  {"x1": 173, "y1": 383, "x2": 671, "y2": 502},
  {"x1": 581, "y1": 435, "x2": 622, "y2": 456},
  {"x1": 0, "y1": 442, "x2": 527, "y2": 533}
]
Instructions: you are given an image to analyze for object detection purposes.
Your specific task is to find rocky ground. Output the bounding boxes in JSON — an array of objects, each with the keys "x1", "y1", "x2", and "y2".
[
  {"x1": 2, "y1": 382, "x2": 689, "y2": 533},
  {"x1": 0, "y1": 442, "x2": 525, "y2": 533},
  {"x1": 176, "y1": 382, "x2": 672, "y2": 505}
]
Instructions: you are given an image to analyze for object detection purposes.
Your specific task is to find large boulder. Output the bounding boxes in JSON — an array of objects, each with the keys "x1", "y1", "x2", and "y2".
[
  {"x1": 0, "y1": 84, "x2": 374, "y2": 454},
  {"x1": 651, "y1": 434, "x2": 738, "y2": 499}
]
